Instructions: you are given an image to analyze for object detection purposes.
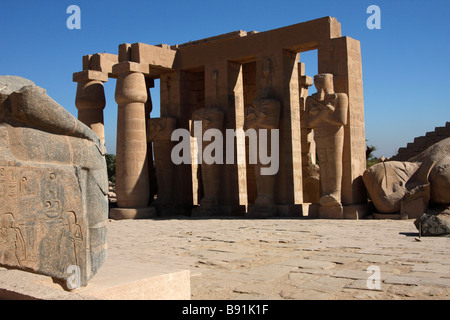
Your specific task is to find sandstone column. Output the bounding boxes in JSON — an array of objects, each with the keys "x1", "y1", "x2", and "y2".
[
  {"x1": 306, "y1": 74, "x2": 348, "y2": 219},
  {"x1": 202, "y1": 61, "x2": 247, "y2": 215},
  {"x1": 254, "y1": 51, "x2": 303, "y2": 216},
  {"x1": 191, "y1": 107, "x2": 224, "y2": 216},
  {"x1": 110, "y1": 61, "x2": 155, "y2": 219},
  {"x1": 298, "y1": 63, "x2": 320, "y2": 204},
  {"x1": 73, "y1": 70, "x2": 108, "y2": 145},
  {"x1": 147, "y1": 117, "x2": 177, "y2": 216},
  {"x1": 160, "y1": 71, "x2": 194, "y2": 215},
  {"x1": 318, "y1": 37, "x2": 367, "y2": 219},
  {"x1": 244, "y1": 98, "x2": 281, "y2": 217}
]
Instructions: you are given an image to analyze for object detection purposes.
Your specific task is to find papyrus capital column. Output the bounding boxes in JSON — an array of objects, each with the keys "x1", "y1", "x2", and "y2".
[
  {"x1": 110, "y1": 61, "x2": 155, "y2": 219},
  {"x1": 73, "y1": 70, "x2": 108, "y2": 145}
]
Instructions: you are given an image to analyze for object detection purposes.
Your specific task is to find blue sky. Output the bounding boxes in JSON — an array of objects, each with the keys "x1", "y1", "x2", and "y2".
[{"x1": 1, "y1": 0, "x2": 449, "y2": 157}]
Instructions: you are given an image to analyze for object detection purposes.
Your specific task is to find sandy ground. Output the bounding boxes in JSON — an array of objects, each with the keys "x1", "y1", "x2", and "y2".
[{"x1": 106, "y1": 217, "x2": 449, "y2": 300}]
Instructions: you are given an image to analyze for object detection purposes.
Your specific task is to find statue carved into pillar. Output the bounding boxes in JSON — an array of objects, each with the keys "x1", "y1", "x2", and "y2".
[
  {"x1": 306, "y1": 73, "x2": 348, "y2": 218},
  {"x1": 147, "y1": 117, "x2": 177, "y2": 216},
  {"x1": 191, "y1": 107, "x2": 224, "y2": 216},
  {"x1": 244, "y1": 98, "x2": 281, "y2": 217}
]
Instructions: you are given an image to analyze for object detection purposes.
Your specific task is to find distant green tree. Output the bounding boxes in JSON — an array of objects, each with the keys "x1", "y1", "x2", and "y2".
[
  {"x1": 105, "y1": 154, "x2": 116, "y2": 183},
  {"x1": 366, "y1": 142, "x2": 379, "y2": 168}
]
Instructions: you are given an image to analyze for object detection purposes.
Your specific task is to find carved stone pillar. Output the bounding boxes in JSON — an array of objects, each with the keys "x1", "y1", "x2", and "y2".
[
  {"x1": 73, "y1": 70, "x2": 108, "y2": 145},
  {"x1": 110, "y1": 62, "x2": 155, "y2": 219},
  {"x1": 306, "y1": 73, "x2": 348, "y2": 219},
  {"x1": 298, "y1": 63, "x2": 320, "y2": 204},
  {"x1": 244, "y1": 98, "x2": 281, "y2": 217},
  {"x1": 318, "y1": 36, "x2": 367, "y2": 219},
  {"x1": 191, "y1": 107, "x2": 224, "y2": 216},
  {"x1": 147, "y1": 117, "x2": 177, "y2": 217}
]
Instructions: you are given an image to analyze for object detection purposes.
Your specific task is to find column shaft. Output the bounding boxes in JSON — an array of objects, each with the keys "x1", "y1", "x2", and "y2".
[
  {"x1": 318, "y1": 37, "x2": 366, "y2": 206},
  {"x1": 115, "y1": 71, "x2": 149, "y2": 208}
]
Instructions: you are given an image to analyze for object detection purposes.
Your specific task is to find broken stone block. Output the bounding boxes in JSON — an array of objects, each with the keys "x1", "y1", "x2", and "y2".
[
  {"x1": 0, "y1": 76, "x2": 108, "y2": 287},
  {"x1": 414, "y1": 206, "x2": 450, "y2": 237},
  {"x1": 363, "y1": 138, "x2": 450, "y2": 219}
]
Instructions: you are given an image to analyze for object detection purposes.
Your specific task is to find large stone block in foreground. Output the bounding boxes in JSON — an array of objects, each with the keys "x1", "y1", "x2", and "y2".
[{"x1": 0, "y1": 76, "x2": 108, "y2": 287}]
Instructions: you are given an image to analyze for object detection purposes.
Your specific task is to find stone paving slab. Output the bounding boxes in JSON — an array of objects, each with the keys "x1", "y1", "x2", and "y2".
[
  {"x1": 2, "y1": 217, "x2": 450, "y2": 300},
  {"x1": 106, "y1": 218, "x2": 450, "y2": 300}
]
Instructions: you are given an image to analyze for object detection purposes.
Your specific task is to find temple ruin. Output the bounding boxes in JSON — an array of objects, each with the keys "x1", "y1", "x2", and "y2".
[{"x1": 73, "y1": 17, "x2": 367, "y2": 219}]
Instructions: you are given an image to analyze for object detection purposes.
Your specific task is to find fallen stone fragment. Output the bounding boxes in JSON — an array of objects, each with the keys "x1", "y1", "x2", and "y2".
[
  {"x1": 414, "y1": 206, "x2": 450, "y2": 237},
  {"x1": 0, "y1": 76, "x2": 108, "y2": 288}
]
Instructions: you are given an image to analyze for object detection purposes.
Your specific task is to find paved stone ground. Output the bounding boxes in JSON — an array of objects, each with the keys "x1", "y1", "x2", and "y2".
[{"x1": 107, "y1": 217, "x2": 449, "y2": 300}]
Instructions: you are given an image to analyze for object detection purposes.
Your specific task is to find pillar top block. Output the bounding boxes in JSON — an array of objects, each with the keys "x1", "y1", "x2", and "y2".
[
  {"x1": 82, "y1": 53, "x2": 118, "y2": 76},
  {"x1": 112, "y1": 61, "x2": 151, "y2": 75},
  {"x1": 73, "y1": 70, "x2": 109, "y2": 83},
  {"x1": 76, "y1": 16, "x2": 342, "y2": 80}
]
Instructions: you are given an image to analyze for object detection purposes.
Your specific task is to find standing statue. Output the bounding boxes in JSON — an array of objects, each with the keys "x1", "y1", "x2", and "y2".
[
  {"x1": 306, "y1": 73, "x2": 348, "y2": 218},
  {"x1": 244, "y1": 98, "x2": 281, "y2": 217},
  {"x1": 191, "y1": 107, "x2": 224, "y2": 216},
  {"x1": 147, "y1": 117, "x2": 177, "y2": 216}
]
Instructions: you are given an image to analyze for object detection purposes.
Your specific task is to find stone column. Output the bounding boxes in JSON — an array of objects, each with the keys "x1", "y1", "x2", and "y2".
[
  {"x1": 110, "y1": 61, "x2": 155, "y2": 219},
  {"x1": 254, "y1": 51, "x2": 303, "y2": 216},
  {"x1": 244, "y1": 98, "x2": 281, "y2": 217},
  {"x1": 306, "y1": 73, "x2": 348, "y2": 219},
  {"x1": 318, "y1": 37, "x2": 367, "y2": 219},
  {"x1": 191, "y1": 107, "x2": 224, "y2": 216},
  {"x1": 73, "y1": 70, "x2": 108, "y2": 145},
  {"x1": 202, "y1": 61, "x2": 247, "y2": 215},
  {"x1": 160, "y1": 71, "x2": 194, "y2": 215},
  {"x1": 147, "y1": 117, "x2": 177, "y2": 217},
  {"x1": 298, "y1": 63, "x2": 320, "y2": 204}
]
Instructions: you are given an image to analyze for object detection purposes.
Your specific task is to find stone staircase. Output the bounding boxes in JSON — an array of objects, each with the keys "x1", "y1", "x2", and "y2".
[{"x1": 391, "y1": 122, "x2": 450, "y2": 161}]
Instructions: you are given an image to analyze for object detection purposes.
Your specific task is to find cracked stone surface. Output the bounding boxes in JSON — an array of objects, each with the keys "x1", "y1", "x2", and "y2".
[{"x1": 103, "y1": 218, "x2": 450, "y2": 300}]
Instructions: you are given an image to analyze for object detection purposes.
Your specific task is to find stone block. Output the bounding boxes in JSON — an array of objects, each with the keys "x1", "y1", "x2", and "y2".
[
  {"x1": 109, "y1": 207, "x2": 157, "y2": 220},
  {"x1": 73, "y1": 70, "x2": 108, "y2": 82},
  {"x1": 319, "y1": 205, "x2": 343, "y2": 219},
  {"x1": 112, "y1": 61, "x2": 150, "y2": 75},
  {"x1": 0, "y1": 259, "x2": 191, "y2": 300},
  {"x1": 401, "y1": 197, "x2": 427, "y2": 219},
  {"x1": 343, "y1": 204, "x2": 368, "y2": 219},
  {"x1": 414, "y1": 210, "x2": 450, "y2": 236},
  {"x1": 0, "y1": 76, "x2": 108, "y2": 287}
]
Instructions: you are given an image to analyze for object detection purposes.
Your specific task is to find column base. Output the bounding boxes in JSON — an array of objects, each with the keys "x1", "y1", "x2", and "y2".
[
  {"x1": 276, "y1": 204, "x2": 305, "y2": 217},
  {"x1": 343, "y1": 204, "x2": 368, "y2": 219},
  {"x1": 302, "y1": 203, "x2": 320, "y2": 218},
  {"x1": 246, "y1": 204, "x2": 277, "y2": 218},
  {"x1": 246, "y1": 204, "x2": 307, "y2": 218},
  {"x1": 110, "y1": 207, "x2": 157, "y2": 220},
  {"x1": 191, "y1": 205, "x2": 246, "y2": 217},
  {"x1": 319, "y1": 205, "x2": 343, "y2": 219}
]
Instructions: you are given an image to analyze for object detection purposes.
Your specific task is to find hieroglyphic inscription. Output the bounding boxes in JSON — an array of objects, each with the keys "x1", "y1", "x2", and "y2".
[{"x1": 0, "y1": 164, "x2": 86, "y2": 281}]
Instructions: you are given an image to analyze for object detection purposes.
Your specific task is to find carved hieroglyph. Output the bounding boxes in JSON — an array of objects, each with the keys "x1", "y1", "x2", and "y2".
[
  {"x1": 306, "y1": 73, "x2": 348, "y2": 218},
  {"x1": 0, "y1": 76, "x2": 108, "y2": 287}
]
